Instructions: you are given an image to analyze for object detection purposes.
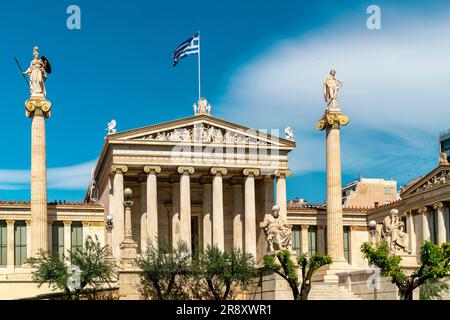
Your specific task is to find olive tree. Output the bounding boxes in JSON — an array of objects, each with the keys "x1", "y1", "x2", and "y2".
[
  {"x1": 361, "y1": 241, "x2": 450, "y2": 300},
  {"x1": 264, "y1": 250, "x2": 332, "y2": 300},
  {"x1": 28, "y1": 235, "x2": 116, "y2": 300}
]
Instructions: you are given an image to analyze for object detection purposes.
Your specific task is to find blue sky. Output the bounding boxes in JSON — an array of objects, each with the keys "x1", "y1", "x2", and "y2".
[{"x1": 0, "y1": 0, "x2": 448, "y2": 203}]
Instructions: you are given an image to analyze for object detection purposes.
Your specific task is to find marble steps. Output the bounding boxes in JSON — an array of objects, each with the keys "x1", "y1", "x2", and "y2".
[{"x1": 308, "y1": 283, "x2": 361, "y2": 300}]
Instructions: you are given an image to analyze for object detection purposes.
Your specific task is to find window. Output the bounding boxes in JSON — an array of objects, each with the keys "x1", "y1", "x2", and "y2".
[
  {"x1": 52, "y1": 222, "x2": 64, "y2": 259},
  {"x1": 384, "y1": 187, "x2": 393, "y2": 195},
  {"x1": 343, "y1": 226, "x2": 351, "y2": 262},
  {"x1": 308, "y1": 226, "x2": 317, "y2": 257},
  {"x1": 71, "y1": 222, "x2": 83, "y2": 252},
  {"x1": 292, "y1": 225, "x2": 301, "y2": 255},
  {"x1": 0, "y1": 221, "x2": 6, "y2": 266},
  {"x1": 14, "y1": 221, "x2": 27, "y2": 265}
]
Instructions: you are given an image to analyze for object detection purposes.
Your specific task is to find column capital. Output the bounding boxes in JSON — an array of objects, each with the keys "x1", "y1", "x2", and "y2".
[
  {"x1": 25, "y1": 220, "x2": 31, "y2": 226},
  {"x1": 177, "y1": 166, "x2": 195, "y2": 175},
  {"x1": 82, "y1": 221, "x2": 90, "y2": 227},
  {"x1": 144, "y1": 166, "x2": 161, "y2": 174},
  {"x1": 433, "y1": 202, "x2": 444, "y2": 209},
  {"x1": 243, "y1": 168, "x2": 260, "y2": 177},
  {"x1": 110, "y1": 165, "x2": 128, "y2": 174},
  {"x1": 25, "y1": 98, "x2": 52, "y2": 118},
  {"x1": 63, "y1": 220, "x2": 72, "y2": 226},
  {"x1": 418, "y1": 206, "x2": 428, "y2": 214},
  {"x1": 274, "y1": 169, "x2": 292, "y2": 177},
  {"x1": 318, "y1": 225, "x2": 326, "y2": 230},
  {"x1": 211, "y1": 167, "x2": 227, "y2": 176},
  {"x1": 6, "y1": 219, "x2": 15, "y2": 226},
  {"x1": 316, "y1": 108, "x2": 349, "y2": 131},
  {"x1": 300, "y1": 224, "x2": 309, "y2": 230},
  {"x1": 404, "y1": 209, "x2": 413, "y2": 216}
]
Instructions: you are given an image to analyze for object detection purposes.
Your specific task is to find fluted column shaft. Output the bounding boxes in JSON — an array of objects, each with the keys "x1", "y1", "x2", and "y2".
[
  {"x1": 171, "y1": 181, "x2": 180, "y2": 249},
  {"x1": 63, "y1": 221, "x2": 72, "y2": 255},
  {"x1": 145, "y1": 166, "x2": 161, "y2": 243},
  {"x1": 434, "y1": 202, "x2": 447, "y2": 244},
  {"x1": 232, "y1": 180, "x2": 244, "y2": 250},
  {"x1": 419, "y1": 207, "x2": 431, "y2": 242},
  {"x1": 6, "y1": 220, "x2": 14, "y2": 269},
  {"x1": 406, "y1": 211, "x2": 416, "y2": 254},
  {"x1": 202, "y1": 182, "x2": 212, "y2": 249},
  {"x1": 30, "y1": 108, "x2": 48, "y2": 256},
  {"x1": 211, "y1": 168, "x2": 227, "y2": 251},
  {"x1": 178, "y1": 167, "x2": 194, "y2": 253},
  {"x1": 275, "y1": 170, "x2": 291, "y2": 220},
  {"x1": 111, "y1": 165, "x2": 127, "y2": 257},
  {"x1": 301, "y1": 224, "x2": 309, "y2": 255},
  {"x1": 325, "y1": 124, "x2": 345, "y2": 262},
  {"x1": 244, "y1": 169, "x2": 259, "y2": 258}
]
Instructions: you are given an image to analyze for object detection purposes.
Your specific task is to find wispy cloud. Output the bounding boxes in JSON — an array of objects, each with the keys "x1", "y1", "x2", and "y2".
[
  {"x1": 0, "y1": 160, "x2": 96, "y2": 191},
  {"x1": 218, "y1": 9, "x2": 449, "y2": 185}
]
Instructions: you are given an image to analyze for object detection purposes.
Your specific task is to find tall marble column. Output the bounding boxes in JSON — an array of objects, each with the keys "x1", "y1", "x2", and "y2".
[
  {"x1": 170, "y1": 177, "x2": 181, "y2": 249},
  {"x1": 274, "y1": 169, "x2": 291, "y2": 220},
  {"x1": 178, "y1": 167, "x2": 194, "y2": 253},
  {"x1": 434, "y1": 202, "x2": 447, "y2": 244},
  {"x1": 144, "y1": 166, "x2": 161, "y2": 243},
  {"x1": 111, "y1": 165, "x2": 128, "y2": 257},
  {"x1": 201, "y1": 177, "x2": 212, "y2": 249},
  {"x1": 63, "y1": 220, "x2": 72, "y2": 254},
  {"x1": 25, "y1": 220, "x2": 31, "y2": 259},
  {"x1": 418, "y1": 207, "x2": 430, "y2": 241},
  {"x1": 231, "y1": 178, "x2": 244, "y2": 250},
  {"x1": 25, "y1": 98, "x2": 51, "y2": 256},
  {"x1": 317, "y1": 225, "x2": 326, "y2": 255},
  {"x1": 406, "y1": 210, "x2": 416, "y2": 255},
  {"x1": 139, "y1": 178, "x2": 147, "y2": 251},
  {"x1": 301, "y1": 224, "x2": 309, "y2": 255},
  {"x1": 316, "y1": 108, "x2": 349, "y2": 263},
  {"x1": 6, "y1": 220, "x2": 14, "y2": 270},
  {"x1": 211, "y1": 168, "x2": 227, "y2": 251},
  {"x1": 243, "y1": 169, "x2": 259, "y2": 258}
]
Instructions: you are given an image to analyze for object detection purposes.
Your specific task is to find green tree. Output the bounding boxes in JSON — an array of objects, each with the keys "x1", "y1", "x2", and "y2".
[
  {"x1": 27, "y1": 235, "x2": 116, "y2": 300},
  {"x1": 195, "y1": 245, "x2": 257, "y2": 300},
  {"x1": 361, "y1": 241, "x2": 450, "y2": 300},
  {"x1": 138, "y1": 239, "x2": 192, "y2": 300},
  {"x1": 419, "y1": 277, "x2": 450, "y2": 300},
  {"x1": 264, "y1": 250, "x2": 332, "y2": 300}
]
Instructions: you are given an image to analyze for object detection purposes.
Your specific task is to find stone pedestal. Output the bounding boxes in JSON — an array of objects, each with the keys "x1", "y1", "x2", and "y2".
[{"x1": 25, "y1": 98, "x2": 51, "y2": 256}]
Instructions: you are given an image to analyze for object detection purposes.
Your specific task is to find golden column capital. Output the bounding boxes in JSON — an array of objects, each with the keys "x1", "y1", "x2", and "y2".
[
  {"x1": 433, "y1": 202, "x2": 444, "y2": 209},
  {"x1": 110, "y1": 165, "x2": 128, "y2": 174},
  {"x1": 6, "y1": 219, "x2": 15, "y2": 226},
  {"x1": 274, "y1": 169, "x2": 292, "y2": 177},
  {"x1": 211, "y1": 167, "x2": 227, "y2": 176},
  {"x1": 177, "y1": 166, "x2": 195, "y2": 175},
  {"x1": 316, "y1": 108, "x2": 349, "y2": 131},
  {"x1": 300, "y1": 224, "x2": 309, "y2": 231},
  {"x1": 418, "y1": 207, "x2": 428, "y2": 214},
  {"x1": 63, "y1": 220, "x2": 72, "y2": 227},
  {"x1": 243, "y1": 168, "x2": 260, "y2": 177},
  {"x1": 25, "y1": 98, "x2": 52, "y2": 118},
  {"x1": 144, "y1": 166, "x2": 161, "y2": 174}
]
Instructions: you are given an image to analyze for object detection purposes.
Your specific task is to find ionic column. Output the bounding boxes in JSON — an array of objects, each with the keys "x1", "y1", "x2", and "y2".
[
  {"x1": 301, "y1": 224, "x2": 309, "y2": 255},
  {"x1": 63, "y1": 221, "x2": 72, "y2": 255},
  {"x1": 144, "y1": 166, "x2": 161, "y2": 243},
  {"x1": 405, "y1": 210, "x2": 416, "y2": 255},
  {"x1": 201, "y1": 177, "x2": 212, "y2": 249},
  {"x1": 178, "y1": 167, "x2": 194, "y2": 253},
  {"x1": 6, "y1": 220, "x2": 14, "y2": 269},
  {"x1": 82, "y1": 221, "x2": 90, "y2": 243},
  {"x1": 316, "y1": 107, "x2": 349, "y2": 263},
  {"x1": 26, "y1": 220, "x2": 31, "y2": 259},
  {"x1": 170, "y1": 177, "x2": 181, "y2": 249},
  {"x1": 26, "y1": 99, "x2": 51, "y2": 257},
  {"x1": 231, "y1": 177, "x2": 244, "y2": 250},
  {"x1": 211, "y1": 168, "x2": 227, "y2": 251},
  {"x1": 243, "y1": 168, "x2": 259, "y2": 258},
  {"x1": 418, "y1": 207, "x2": 430, "y2": 241},
  {"x1": 274, "y1": 169, "x2": 291, "y2": 220},
  {"x1": 111, "y1": 165, "x2": 128, "y2": 257},
  {"x1": 434, "y1": 202, "x2": 447, "y2": 244},
  {"x1": 139, "y1": 178, "x2": 147, "y2": 251}
]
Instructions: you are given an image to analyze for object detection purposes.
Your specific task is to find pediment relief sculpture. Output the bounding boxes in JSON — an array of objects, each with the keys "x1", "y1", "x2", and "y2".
[{"x1": 412, "y1": 170, "x2": 450, "y2": 194}]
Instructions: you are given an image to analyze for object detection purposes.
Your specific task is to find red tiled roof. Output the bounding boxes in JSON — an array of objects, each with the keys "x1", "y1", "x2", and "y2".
[{"x1": 0, "y1": 200, "x2": 103, "y2": 208}]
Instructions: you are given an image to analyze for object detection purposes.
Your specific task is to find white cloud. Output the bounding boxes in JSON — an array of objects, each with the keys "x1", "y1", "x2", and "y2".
[
  {"x1": 217, "y1": 10, "x2": 449, "y2": 184},
  {"x1": 0, "y1": 160, "x2": 96, "y2": 191}
]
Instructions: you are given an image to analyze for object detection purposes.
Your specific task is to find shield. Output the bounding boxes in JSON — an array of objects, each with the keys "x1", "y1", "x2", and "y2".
[{"x1": 41, "y1": 56, "x2": 52, "y2": 74}]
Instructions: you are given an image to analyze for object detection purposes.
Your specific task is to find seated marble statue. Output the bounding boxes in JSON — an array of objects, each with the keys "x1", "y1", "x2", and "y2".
[
  {"x1": 260, "y1": 205, "x2": 292, "y2": 252},
  {"x1": 381, "y1": 209, "x2": 411, "y2": 254}
]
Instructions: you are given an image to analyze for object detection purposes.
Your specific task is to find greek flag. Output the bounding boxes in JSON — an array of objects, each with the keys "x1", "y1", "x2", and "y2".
[{"x1": 172, "y1": 33, "x2": 199, "y2": 66}]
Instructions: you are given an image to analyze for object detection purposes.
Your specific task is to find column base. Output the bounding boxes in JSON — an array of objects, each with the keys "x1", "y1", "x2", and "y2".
[{"x1": 312, "y1": 261, "x2": 353, "y2": 284}]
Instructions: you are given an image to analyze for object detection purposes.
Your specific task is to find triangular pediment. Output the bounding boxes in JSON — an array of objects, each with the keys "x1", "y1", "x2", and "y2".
[
  {"x1": 400, "y1": 164, "x2": 450, "y2": 197},
  {"x1": 107, "y1": 114, "x2": 296, "y2": 148}
]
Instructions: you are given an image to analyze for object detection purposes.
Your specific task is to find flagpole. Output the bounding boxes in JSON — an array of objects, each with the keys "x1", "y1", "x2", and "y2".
[{"x1": 198, "y1": 30, "x2": 201, "y2": 100}]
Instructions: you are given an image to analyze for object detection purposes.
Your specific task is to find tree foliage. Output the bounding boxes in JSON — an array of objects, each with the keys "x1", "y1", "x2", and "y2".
[
  {"x1": 264, "y1": 250, "x2": 332, "y2": 300},
  {"x1": 419, "y1": 277, "x2": 450, "y2": 300},
  {"x1": 138, "y1": 239, "x2": 192, "y2": 300},
  {"x1": 194, "y1": 245, "x2": 257, "y2": 300},
  {"x1": 27, "y1": 236, "x2": 116, "y2": 300},
  {"x1": 361, "y1": 241, "x2": 450, "y2": 300}
]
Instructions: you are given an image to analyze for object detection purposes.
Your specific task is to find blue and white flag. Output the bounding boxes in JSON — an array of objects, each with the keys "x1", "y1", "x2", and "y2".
[{"x1": 173, "y1": 33, "x2": 199, "y2": 66}]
